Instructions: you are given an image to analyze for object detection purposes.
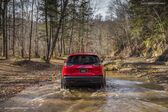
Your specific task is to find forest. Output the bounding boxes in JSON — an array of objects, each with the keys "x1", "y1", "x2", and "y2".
[
  {"x1": 0, "y1": 0, "x2": 168, "y2": 62},
  {"x1": 0, "y1": 0, "x2": 168, "y2": 111}
]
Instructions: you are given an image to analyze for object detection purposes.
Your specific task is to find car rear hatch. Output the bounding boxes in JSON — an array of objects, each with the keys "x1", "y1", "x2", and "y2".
[
  {"x1": 64, "y1": 55, "x2": 103, "y2": 76},
  {"x1": 64, "y1": 65, "x2": 103, "y2": 76}
]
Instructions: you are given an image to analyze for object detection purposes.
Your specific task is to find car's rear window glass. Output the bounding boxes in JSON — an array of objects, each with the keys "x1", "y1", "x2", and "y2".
[{"x1": 67, "y1": 55, "x2": 100, "y2": 65}]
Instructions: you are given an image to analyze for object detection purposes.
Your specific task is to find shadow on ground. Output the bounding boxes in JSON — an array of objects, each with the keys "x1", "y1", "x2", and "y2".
[{"x1": 12, "y1": 60, "x2": 55, "y2": 71}]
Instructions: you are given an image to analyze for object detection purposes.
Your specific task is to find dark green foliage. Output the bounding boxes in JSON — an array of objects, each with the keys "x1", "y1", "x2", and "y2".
[
  {"x1": 129, "y1": 0, "x2": 168, "y2": 56},
  {"x1": 105, "y1": 0, "x2": 168, "y2": 59}
]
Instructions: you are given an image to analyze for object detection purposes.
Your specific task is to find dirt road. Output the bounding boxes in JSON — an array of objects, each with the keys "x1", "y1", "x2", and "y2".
[{"x1": 0, "y1": 72, "x2": 168, "y2": 112}]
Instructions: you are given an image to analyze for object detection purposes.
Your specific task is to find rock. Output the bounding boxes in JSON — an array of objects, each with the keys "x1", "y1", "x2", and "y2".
[
  {"x1": 137, "y1": 73, "x2": 147, "y2": 78},
  {"x1": 160, "y1": 83, "x2": 168, "y2": 92},
  {"x1": 119, "y1": 68, "x2": 135, "y2": 72},
  {"x1": 165, "y1": 62, "x2": 168, "y2": 65}
]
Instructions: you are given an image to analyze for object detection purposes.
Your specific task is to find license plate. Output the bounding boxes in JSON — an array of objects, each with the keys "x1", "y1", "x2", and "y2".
[{"x1": 80, "y1": 69, "x2": 87, "y2": 73}]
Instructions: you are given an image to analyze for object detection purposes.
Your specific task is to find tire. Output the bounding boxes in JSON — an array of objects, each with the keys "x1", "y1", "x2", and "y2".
[
  {"x1": 61, "y1": 78, "x2": 63, "y2": 88},
  {"x1": 103, "y1": 78, "x2": 106, "y2": 86},
  {"x1": 101, "y1": 77, "x2": 106, "y2": 88},
  {"x1": 61, "y1": 78, "x2": 66, "y2": 89}
]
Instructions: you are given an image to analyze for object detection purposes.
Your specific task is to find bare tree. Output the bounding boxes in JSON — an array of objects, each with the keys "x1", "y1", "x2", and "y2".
[
  {"x1": 47, "y1": 0, "x2": 69, "y2": 62},
  {"x1": 12, "y1": 0, "x2": 15, "y2": 56},
  {"x1": 28, "y1": 0, "x2": 35, "y2": 60}
]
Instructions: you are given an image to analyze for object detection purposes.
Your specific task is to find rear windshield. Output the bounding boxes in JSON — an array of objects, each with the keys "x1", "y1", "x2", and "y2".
[{"x1": 67, "y1": 55, "x2": 100, "y2": 65}]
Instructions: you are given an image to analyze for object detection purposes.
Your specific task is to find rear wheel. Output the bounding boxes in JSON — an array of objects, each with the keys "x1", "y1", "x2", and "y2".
[
  {"x1": 61, "y1": 78, "x2": 67, "y2": 89},
  {"x1": 101, "y1": 77, "x2": 106, "y2": 88}
]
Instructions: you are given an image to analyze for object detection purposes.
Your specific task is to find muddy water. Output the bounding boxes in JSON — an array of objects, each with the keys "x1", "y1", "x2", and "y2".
[{"x1": 0, "y1": 72, "x2": 168, "y2": 112}]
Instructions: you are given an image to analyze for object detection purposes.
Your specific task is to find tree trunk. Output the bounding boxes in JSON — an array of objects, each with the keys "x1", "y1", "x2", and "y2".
[
  {"x1": 45, "y1": 0, "x2": 50, "y2": 62},
  {"x1": 20, "y1": 0, "x2": 24, "y2": 58},
  {"x1": 69, "y1": 19, "x2": 74, "y2": 54},
  {"x1": 2, "y1": 1, "x2": 8, "y2": 59},
  {"x1": 5, "y1": 3, "x2": 8, "y2": 59},
  {"x1": 35, "y1": 1, "x2": 39, "y2": 57},
  {"x1": 47, "y1": 0, "x2": 69, "y2": 63},
  {"x1": 0, "y1": 0, "x2": 2, "y2": 34},
  {"x1": 28, "y1": 0, "x2": 34, "y2": 60},
  {"x1": 60, "y1": 19, "x2": 65, "y2": 56},
  {"x1": 12, "y1": 0, "x2": 15, "y2": 56}
]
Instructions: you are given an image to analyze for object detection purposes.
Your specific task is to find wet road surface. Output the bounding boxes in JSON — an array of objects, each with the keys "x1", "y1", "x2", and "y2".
[{"x1": 0, "y1": 72, "x2": 168, "y2": 112}]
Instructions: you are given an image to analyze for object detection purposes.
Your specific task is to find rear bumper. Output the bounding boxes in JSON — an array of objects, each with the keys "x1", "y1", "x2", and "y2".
[{"x1": 63, "y1": 76, "x2": 104, "y2": 85}]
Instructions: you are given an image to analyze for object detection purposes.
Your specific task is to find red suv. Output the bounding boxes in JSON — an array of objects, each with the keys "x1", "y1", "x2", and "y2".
[{"x1": 61, "y1": 53, "x2": 106, "y2": 88}]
